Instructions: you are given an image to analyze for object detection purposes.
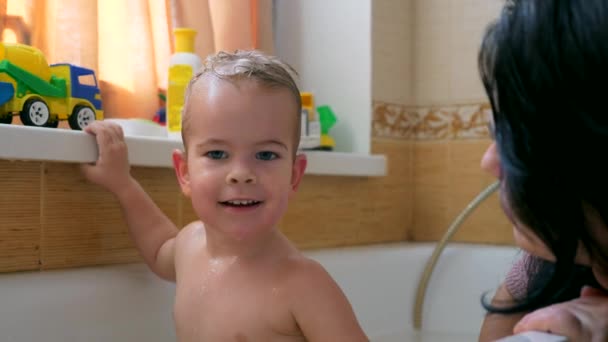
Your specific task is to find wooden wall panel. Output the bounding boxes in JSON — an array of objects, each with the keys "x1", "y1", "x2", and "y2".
[
  {"x1": 41, "y1": 164, "x2": 180, "y2": 270},
  {"x1": 281, "y1": 139, "x2": 412, "y2": 249},
  {"x1": 0, "y1": 161, "x2": 41, "y2": 272},
  {"x1": 412, "y1": 142, "x2": 450, "y2": 240},
  {"x1": 41, "y1": 163, "x2": 138, "y2": 269},
  {"x1": 447, "y1": 140, "x2": 513, "y2": 244},
  {"x1": 0, "y1": 137, "x2": 515, "y2": 273},
  {"x1": 357, "y1": 139, "x2": 413, "y2": 243},
  {"x1": 412, "y1": 140, "x2": 513, "y2": 244}
]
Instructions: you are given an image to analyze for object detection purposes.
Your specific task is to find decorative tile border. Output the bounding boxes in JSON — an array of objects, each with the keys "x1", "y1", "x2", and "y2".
[
  {"x1": 372, "y1": 101, "x2": 492, "y2": 140},
  {"x1": 372, "y1": 102, "x2": 416, "y2": 139}
]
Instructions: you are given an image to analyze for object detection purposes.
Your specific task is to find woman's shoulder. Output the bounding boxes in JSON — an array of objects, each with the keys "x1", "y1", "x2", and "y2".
[
  {"x1": 505, "y1": 251, "x2": 599, "y2": 302},
  {"x1": 504, "y1": 252, "x2": 535, "y2": 300}
]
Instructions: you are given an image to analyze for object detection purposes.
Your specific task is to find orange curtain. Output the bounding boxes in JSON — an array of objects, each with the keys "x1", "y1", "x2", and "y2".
[
  {"x1": 174, "y1": 0, "x2": 274, "y2": 57},
  {"x1": 2, "y1": 0, "x2": 273, "y2": 121}
]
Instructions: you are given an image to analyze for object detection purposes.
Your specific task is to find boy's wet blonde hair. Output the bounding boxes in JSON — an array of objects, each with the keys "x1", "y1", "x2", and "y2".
[{"x1": 181, "y1": 50, "x2": 302, "y2": 153}]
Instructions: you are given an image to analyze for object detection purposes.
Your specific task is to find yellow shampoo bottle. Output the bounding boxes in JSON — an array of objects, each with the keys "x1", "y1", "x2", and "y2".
[{"x1": 167, "y1": 28, "x2": 202, "y2": 140}]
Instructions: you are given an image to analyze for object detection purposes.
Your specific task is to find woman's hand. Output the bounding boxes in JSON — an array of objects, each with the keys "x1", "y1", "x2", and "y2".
[{"x1": 513, "y1": 286, "x2": 608, "y2": 342}]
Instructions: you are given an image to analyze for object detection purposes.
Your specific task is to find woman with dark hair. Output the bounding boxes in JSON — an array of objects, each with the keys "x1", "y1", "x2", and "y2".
[{"x1": 476, "y1": 0, "x2": 608, "y2": 340}]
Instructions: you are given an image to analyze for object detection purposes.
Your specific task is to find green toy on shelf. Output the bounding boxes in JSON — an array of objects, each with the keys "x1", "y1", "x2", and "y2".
[{"x1": 316, "y1": 105, "x2": 337, "y2": 151}]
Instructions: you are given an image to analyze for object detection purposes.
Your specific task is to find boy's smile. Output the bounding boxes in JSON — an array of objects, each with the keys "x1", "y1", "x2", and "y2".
[
  {"x1": 219, "y1": 199, "x2": 264, "y2": 213},
  {"x1": 220, "y1": 199, "x2": 263, "y2": 207}
]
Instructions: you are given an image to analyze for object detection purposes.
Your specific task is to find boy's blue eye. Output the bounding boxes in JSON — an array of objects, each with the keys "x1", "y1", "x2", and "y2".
[
  {"x1": 205, "y1": 150, "x2": 228, "y2": 159},
  {"x1": 256, "y1": 151, "x2": 278, "y2": 160}
]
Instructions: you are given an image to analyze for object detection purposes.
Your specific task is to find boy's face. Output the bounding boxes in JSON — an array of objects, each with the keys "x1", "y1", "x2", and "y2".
[{"x1": 173, "y1": 79, "x2": 306, "y2": 240}]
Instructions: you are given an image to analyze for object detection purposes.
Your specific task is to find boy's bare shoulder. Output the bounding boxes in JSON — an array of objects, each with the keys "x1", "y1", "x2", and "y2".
[
  {"x1": 175, "y1": 221, "x2": 206, "y2": 248},
  {"x1": 173, "y1": 221, "x2": 208, "y2": 273},
  {"x1": 280, "y1": 254, "x2": 368, "y2": 341},
  {"x1": 281, "y1": 254, "x2": 336, "y2": 290}
]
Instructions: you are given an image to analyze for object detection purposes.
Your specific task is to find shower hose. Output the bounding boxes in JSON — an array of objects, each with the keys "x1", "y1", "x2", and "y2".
[{"x1": 413, "y1": 180, "x2": 500, "y2": 329}]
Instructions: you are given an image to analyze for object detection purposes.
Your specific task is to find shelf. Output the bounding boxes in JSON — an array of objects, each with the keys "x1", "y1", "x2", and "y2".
[{"x1": 0, "y1": 124, "x2": 386, "y2": 177}]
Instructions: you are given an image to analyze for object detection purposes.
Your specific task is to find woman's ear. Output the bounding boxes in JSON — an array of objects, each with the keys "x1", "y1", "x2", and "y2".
[
  {"x1": 173, "y1": 149, "x2": 191, "y2": 197},
  {"x1": 290, "y1": 153, "x2": 307, "y2": 195}
]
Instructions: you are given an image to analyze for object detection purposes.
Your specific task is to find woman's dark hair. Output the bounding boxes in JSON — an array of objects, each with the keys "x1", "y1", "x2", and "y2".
[{"x1": 479, "y1": 0, "x2": 608, "y2": 313}]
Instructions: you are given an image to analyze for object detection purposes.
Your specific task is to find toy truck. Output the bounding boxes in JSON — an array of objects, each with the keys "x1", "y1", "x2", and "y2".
[{"x1": 0, "y1": 42, "x2": 103, "y2": 129}]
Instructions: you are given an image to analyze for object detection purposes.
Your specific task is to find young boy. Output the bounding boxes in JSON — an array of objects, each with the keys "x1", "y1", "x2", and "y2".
[{"x1": 81, "y1": 50, "x2": 368, "y2": 341}]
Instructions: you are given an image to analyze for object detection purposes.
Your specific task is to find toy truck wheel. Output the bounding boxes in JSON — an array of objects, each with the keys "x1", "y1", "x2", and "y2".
[
  {"x1": 21, "y1": 99, "x2": 50, "y2": 127},
  {"x1": 69, "y1": 105, "x2": 96, "y2": 130}
]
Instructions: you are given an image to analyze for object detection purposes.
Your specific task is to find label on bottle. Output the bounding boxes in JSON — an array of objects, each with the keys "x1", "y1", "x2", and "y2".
[{"x1": 167, "y1": 64, "x2": 193, "y2": 136}]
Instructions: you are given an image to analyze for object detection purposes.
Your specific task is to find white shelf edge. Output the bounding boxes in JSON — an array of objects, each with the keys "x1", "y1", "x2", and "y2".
[{"x1": 0, "y1": 125, "x2": 386, "y2": 177}]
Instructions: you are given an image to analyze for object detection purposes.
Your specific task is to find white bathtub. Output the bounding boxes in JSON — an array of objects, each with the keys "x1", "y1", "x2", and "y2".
[{"x1": 0, "y1": 242, "x2": 520, "y2": 341}]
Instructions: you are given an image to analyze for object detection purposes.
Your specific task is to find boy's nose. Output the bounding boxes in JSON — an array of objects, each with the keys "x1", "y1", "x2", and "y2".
[
  {"x1": 226, "y1": 167, "x2": 257, "y2": 184},
  {"x1": 480, "y1": 142, "x2": 501, "y2": 178}
]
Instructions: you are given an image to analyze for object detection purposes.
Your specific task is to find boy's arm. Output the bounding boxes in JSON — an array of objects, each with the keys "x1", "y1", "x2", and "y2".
[
  {"x1": 81, "y1": 122, "x2": 178, "y2": 281},
  {"x1": 289, "y1": 259, "x2": 369, "y2": 342},
  {"x1": 110, "y1": 178, "x2": 179, "y2": 281}
]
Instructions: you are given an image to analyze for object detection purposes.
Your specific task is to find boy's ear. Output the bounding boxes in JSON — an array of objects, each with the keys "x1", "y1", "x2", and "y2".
[
  {"x1": 173, "y1": 149, "x2": 191, "y2": 197},
  {"x1": 290, "y1": 153, "x2": 307, "y2": 194}
]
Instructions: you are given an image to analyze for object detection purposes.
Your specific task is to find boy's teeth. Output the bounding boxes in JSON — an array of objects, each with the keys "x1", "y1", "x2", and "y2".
[{"x1": 227, "y1": 200, "x2": 257, "y2": 205}]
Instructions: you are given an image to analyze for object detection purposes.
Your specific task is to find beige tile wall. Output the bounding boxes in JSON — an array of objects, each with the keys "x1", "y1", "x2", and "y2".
[
  {"x1": 372, "y1": 0, "x2": 414, "y2": 105},
  {"x1": 413, "y1": 0, "x2": 503, "y2": 106},
  {"x1": 372, "y1": 0, "x2": 513, "y2": 245},
  {"x1": 371, "y1": 100, "x2": 512, "y2": 244},
  {"x1": 372, "y1": 0, "x2": 503, "y2": 107}
]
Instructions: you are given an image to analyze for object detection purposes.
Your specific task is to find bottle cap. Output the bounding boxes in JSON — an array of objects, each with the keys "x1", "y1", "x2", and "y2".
[{"x1": 174, "y1": 28, "x2": 197, "y2": 53}]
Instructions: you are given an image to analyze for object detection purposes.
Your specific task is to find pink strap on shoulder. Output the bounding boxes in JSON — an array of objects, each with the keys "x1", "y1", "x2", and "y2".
[{"x1": 504, "y1": 252, "x2": 533, "y2": 301}]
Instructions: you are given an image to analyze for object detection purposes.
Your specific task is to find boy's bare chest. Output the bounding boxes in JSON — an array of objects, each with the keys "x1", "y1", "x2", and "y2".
[{"x1": 173, "y1": 261, "x2": 305, "y2": 342}]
